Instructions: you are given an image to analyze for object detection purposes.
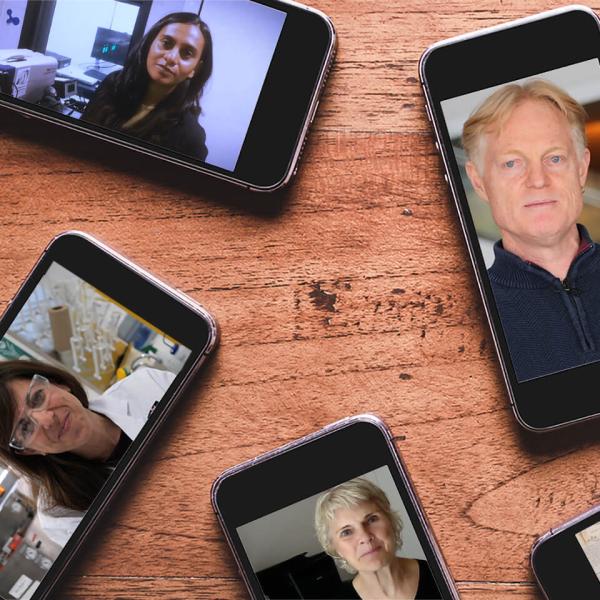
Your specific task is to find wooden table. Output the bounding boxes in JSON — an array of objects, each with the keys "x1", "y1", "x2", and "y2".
[{"x1": 1, "y1": 2, "x2": 599, "y2": 598}]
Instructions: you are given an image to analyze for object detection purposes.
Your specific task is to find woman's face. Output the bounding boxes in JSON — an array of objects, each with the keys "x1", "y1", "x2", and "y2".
[
  {"x1": 146, "y1": 22, "x2": 205, "y2": 87},
  {"x1": 8, "y1": 377, "x2": 92, "y2": 455},
  {"x1": 329, "y1": 500, "x2": 397, "y2": 573}
]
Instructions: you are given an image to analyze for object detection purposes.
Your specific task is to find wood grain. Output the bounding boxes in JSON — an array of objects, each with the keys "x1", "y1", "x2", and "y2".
[{"x1": 0, "y1": 1, "x2": 599, "y2": 598}]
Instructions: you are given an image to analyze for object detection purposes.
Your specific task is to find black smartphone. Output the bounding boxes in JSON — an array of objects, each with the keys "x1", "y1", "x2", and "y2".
[
  {"x1": 212, "y1": 415, "x2": 459, "y2": 599},
  {"x1": 0, "y1": 231, "x2": 217, "y2": 600},
  {"x1": 531, "y1": 504, "x2": 600, "y2": 599},
  {"x1": 0, "y1": 0, "x2": 335, "y2": 191},
  {"x1": 419, "y1": 6, "x2": 600, "y2": 430}
]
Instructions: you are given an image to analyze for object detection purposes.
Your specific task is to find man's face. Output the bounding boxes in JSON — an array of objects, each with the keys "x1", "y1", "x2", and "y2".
[{"x1": 466, "y1": 99, "x2": 590, "y2": 249}]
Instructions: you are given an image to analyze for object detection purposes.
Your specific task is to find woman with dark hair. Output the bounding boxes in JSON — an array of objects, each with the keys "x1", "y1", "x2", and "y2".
[
  {"x1": 82, "y1": 12, "x2": 213, "y2": 159},
  {"x1": 0, "y1": 360, "x2": 174, "y2": 547}
]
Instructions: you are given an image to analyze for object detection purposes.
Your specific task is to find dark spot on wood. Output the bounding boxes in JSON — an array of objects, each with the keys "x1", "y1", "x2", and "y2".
[
  {"x1": 374, "y1": 301, "x2": 381, "y2": 313},
  {"x1": 392, "y1": 288, "x2": 405, "y2": 295},
  {"x1": 406, "y1": 77, "x2": 418, "y2": 84},
  {"x1": 333, "y1": 279, "x2": 352, "y2": 290},
  {"x1": 309, "y1": 282, "x2": 337, "y2": 312},
  {"x1": 393, "y1": 434, "x2": 407, "y2": 442},
  {"x1": 402, "y1": 103, "x2": 414, "y2": 109},
  {"x1": 479, "y1": 338, "x2": 487, "y2": 355},
  {"x1": 420, "y1": 328, "x2": 426, "y2": 338},
  {"x1": 458, "y1": 345, "x2": 465, "y2": 353},
  {"x1": 402, "y1": 208, "x2": 413, "y2": 216},
  {"x1": 434, "y1": 303, "x2": 444, "y2": 315},
  {"x1": 399, "y1": 373, "x2": 412, "y2": 380}
]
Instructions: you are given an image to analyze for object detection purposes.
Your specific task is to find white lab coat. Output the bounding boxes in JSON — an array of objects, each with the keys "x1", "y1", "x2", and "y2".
[{"x1": 37, "y1": 367, "x2": 176, "y2": 547}]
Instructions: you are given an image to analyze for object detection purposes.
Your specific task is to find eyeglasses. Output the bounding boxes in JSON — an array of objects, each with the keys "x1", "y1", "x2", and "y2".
[{"x1": 9, "y1": 374, "x2": 50, "y2": 452}]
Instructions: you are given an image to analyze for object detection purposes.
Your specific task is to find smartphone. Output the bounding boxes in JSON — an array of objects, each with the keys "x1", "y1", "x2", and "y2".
[
  {"x1": 0, "y1": 0, "x2": 335, "y2": 191},
  {"x1": 419, "y1": 6, "x2": 600, "y2": 430},
  {"x1": 531, "y1": 504, "x2": 600, "y2": 599},
  {"x1": 0, "y1": 231, "x2": 217, "y2": 600},
  {"x1": 212, "y1": 415, "x2": 459, "y2": 599}
]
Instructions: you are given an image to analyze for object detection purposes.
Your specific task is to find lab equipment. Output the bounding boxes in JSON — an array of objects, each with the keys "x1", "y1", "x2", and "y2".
[{"x1": 0, "y1": 49, "x2": 57, "y2": 103}]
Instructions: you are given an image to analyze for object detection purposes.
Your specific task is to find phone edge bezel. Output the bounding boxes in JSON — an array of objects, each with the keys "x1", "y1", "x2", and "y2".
[
  {"x1": 3, "y1": 231, "x2": 219, "y2": 600},
  {"x1": 418, "y1": 4, "x2": 600, "y2": 432},
  {"x1": 210, "y1": 413, "x2": 460, "y2": 600},
  {"x1": 530, "y1": 503, "x2": 600, "y2": 599},
  {"x1": 0, "y1": 0, "x2": 336, "y2": 193}
]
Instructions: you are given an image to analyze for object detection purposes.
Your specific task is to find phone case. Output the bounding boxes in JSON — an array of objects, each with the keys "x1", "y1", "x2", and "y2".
[
  {"x1": 531, "y1": 503, "x2": 600, "y2": 600},
  {"x1": 212, "y1": 414, "x2": 460, "y2": 599},
  {"x1": 0, "y1": 231, "x2": 218, "y2": 599}
]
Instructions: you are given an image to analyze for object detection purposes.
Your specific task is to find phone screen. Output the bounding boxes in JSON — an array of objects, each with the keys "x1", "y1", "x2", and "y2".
[
  {"x1": 438, "y1": 58, "x2": 600, "y2": 383},
  {"x1": 0, "y1": 0, "x2": 286, "y2": 173},
  {"x1": 234, "y1": 465, "x2": 443, "y2": 599},
  {"x1": 0, "y1": 259, "x2": 192, "y2": 600},
  {"x1": 576, "y1": 520, "x2": 600, "y2": 583}
]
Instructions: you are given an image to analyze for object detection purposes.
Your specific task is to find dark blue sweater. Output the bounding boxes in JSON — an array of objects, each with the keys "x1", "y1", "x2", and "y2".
[{"x1": 488, "y1": 225, "x2": 600, "y2": 381}]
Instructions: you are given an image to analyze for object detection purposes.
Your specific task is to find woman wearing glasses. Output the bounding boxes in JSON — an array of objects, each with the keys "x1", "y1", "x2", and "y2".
[{"x1": 0, "y1": 360, "x2": 174, "y2": 547}]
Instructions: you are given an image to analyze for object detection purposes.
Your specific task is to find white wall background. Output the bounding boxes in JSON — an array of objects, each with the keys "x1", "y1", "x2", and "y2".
[
  {"x1": 144, "y1": 0, "x2": 287, "y2": 171},
  {"x1": 236, "y1": 465, "x2": 427, "y2": 579},
  {"x1": 45, "y1": 0, "x2": 139, "y2": 69},
  {"x1": 145, "y1": 0, "x2": 201, "y2": 32},
  {"x1": 441, "y1": 59, "x2": 600, "y2": 140},
  {"x1": 0, "y1": 0, "x2": 26, "y2": 49},
  {"x1": 197, "y1": 0, "x2": 286, "y2": 171}
]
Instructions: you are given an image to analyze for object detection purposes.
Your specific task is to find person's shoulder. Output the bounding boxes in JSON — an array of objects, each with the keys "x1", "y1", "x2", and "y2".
[
  {"x1": 94, "y1": 69, "x2": 121, "y2": 93},
  {"x1": 102, "y1": 368, "x2": 175, "y2": 402},
  {"x1": 140, "y1": 366, "x2": 176, "y2": 389},
  {"x1": 174, "y1": 111, "x2": 207, "y2": 159},
  {"x1": 180, "y1": 111, "x2": 206, "y2": 138},
  {"x1": 112, "y1": 367, "x2": 175, "y2": 392}
]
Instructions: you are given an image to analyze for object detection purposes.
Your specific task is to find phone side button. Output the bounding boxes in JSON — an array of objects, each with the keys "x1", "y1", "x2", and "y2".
[
  {"x1": 424, "y1": 104, "x2": 433, "y2": 122},
  {"x1": 309, "y1": 101, "x2": 320, "y2": 125}
]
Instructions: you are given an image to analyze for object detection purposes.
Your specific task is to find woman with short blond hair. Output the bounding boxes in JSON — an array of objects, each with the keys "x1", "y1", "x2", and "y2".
[{"x1": 314, "y1": 478, "x2": 440, "y2": 599}]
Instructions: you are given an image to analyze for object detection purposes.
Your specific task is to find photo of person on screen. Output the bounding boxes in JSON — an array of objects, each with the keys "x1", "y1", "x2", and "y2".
[
  {"x1": 82, "y1": 12, "x2": 213, "y2": 160},
  {"x1": 0, "y1": 360, "x2": 174, "y2": 547},
  {"x1": 314, "y1": 478, "x2": 440, "y2": 599},
  {"x1": 462, "y1": 80, "x2": 600, "y2": 381}
]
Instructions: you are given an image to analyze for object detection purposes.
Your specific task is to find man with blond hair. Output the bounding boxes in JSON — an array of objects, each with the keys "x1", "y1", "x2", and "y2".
[{"x1": 463, "y1": 79, "x2": 600, "y2": 380}]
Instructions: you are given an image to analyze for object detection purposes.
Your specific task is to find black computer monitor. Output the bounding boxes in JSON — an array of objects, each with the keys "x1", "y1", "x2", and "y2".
[{"x1": 90, "y1": 27, "x2": 131, "y2": 66}]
